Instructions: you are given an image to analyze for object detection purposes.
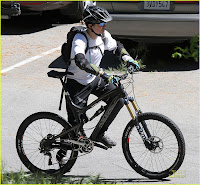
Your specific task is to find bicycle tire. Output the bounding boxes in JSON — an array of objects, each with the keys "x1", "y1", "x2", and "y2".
[
  {"x1": 122, "y1": 112, "x2": 185, "y2": 179},
  {"x1": 16, "y1": 112, "x2": 78, "y2": 175}
]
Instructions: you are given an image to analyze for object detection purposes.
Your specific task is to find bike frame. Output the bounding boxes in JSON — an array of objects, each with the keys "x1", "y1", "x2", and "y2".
[{"x1": 54, "y1": 74, "x2": 152, "y2": 146}]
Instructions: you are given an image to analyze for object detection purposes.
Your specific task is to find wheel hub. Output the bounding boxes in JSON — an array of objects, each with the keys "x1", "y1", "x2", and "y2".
[
  {"x1": 148, "y1": 136, "x2": 163, "y2": 153},
  {"x1": 39, "y1": 134, "x2": 54, "y2": 152}
]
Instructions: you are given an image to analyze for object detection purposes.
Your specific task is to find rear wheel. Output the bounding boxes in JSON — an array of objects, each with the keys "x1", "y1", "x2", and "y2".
[
  {"x1": 122, "y1": 112, "x2": 185, "y2": 179},
  {"x1": 16, "y1": 112, "x2": 78, "y2": 175}
]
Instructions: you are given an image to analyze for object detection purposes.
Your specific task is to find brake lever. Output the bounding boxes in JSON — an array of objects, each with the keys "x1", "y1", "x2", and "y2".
[
  {"x1": 127, "y1": 66, "x2": 135, "y2": 74},
  {"x1": 113, "y1": 72, "x2": 128, "y2": 82}
]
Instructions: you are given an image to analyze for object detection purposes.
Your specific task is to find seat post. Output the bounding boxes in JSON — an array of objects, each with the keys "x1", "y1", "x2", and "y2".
[{"x1": 59, "y1": 76, "x2": 67, "y2": 110}]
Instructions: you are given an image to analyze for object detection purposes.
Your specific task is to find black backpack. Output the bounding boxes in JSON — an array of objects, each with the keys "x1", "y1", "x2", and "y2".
[{"x1": 61, "y1": 26, "x2": 89, "y2": 70}]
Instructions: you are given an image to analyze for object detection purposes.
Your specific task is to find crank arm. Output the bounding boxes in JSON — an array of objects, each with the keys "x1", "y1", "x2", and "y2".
[{"x1": 64, "y1": 139, "x2": 85, "y2": 147}]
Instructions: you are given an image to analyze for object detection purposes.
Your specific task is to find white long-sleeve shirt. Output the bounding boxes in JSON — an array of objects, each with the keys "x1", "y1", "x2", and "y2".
[{"x1": 67, "y1": 30, "x2": 117, "y2": 85}]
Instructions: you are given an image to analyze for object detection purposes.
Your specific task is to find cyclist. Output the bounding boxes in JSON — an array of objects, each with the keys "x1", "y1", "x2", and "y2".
[{"x1": 66, "y1": 6, "x2": 140, "y2": 148}]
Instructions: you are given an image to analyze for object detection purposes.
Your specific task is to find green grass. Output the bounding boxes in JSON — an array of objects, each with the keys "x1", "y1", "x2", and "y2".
[
  {"x1": 1, "y1": 169, "x2": 115, "y2": 184},
  {"x1": 103, "y1": 59, "x2": 146, "y2": 74}
]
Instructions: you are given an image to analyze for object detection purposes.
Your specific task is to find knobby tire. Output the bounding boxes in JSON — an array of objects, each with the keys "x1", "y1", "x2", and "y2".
[{"x1": 122, "y1": 112, "x2": 185, "y2": 179}]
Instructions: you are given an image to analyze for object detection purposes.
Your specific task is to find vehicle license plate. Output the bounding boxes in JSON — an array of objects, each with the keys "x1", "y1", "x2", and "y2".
[{"x1": 144, "y1": 1, "x2": 170, "y2": 10}]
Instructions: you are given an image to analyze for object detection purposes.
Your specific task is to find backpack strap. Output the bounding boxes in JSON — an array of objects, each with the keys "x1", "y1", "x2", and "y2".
[
  {"x1": 79, "y1": 32, "x2": 89, "y2": 54},
  {"x1": 101, "y1": 34, "x2": 106, "y2": 45}
]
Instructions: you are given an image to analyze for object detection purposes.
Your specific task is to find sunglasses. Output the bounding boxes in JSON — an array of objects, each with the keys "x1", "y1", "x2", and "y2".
[{"x1": 94, "y1": 22, "x2": 106, "y2": 27}]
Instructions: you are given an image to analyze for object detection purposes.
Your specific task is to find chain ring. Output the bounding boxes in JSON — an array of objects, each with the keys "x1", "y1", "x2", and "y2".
[{"x1": 78, "y1": 137, "x2": 94, "y2": 153}]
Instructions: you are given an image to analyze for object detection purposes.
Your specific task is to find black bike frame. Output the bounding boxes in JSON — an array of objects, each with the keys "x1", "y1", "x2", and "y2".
[
  {"x1": 54, "y1": 74, "x2": 152, "y2": 146},
  {"x1": 61, "y1": 78, "x2": 126, "y2": 140}
]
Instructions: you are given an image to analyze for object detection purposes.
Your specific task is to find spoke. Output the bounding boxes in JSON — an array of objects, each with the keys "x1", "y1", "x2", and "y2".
[
  {"x1": 31, "y1": 122, "x2": 43, "y2": 137},
  {"x1": 139, "y1": 150, "x2": 150, "y2": 168},
  {"x1": 159, "y1": 124, "x2": 168, "y2": 139},
  {"x1": 23, "y1": 136, "x2": 40, "y2": 144},
  {"x1": 154, "y1": 120, "x2": 161, "y2": 136},
  {"x1": 161, "y1": 128, "x2": 172, "y2": 140},
  {"x1": 25, "y1": 129, "x2": 42, "y2": 142},
  {"x1": 150, "y1": 153, "x2": 155, "y2": 172}
]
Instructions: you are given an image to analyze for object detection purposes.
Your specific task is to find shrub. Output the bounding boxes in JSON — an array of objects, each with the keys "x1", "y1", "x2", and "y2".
[{"x1": 172, "y1": 35, "x2": 199, "y2": 62}]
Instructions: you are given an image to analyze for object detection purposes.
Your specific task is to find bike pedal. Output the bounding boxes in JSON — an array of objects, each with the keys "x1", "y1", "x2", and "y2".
[{"x1": 94, "y1": 142, "x2": 109, "y2": 150}]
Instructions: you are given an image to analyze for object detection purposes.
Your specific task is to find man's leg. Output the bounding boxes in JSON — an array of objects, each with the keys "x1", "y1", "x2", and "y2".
[
  {"x1": 91, "y1": 76, "x2": 124, "y2": 147},
  {"x1": 66, "y1": 79, "x2": 91, "y2": 126}
]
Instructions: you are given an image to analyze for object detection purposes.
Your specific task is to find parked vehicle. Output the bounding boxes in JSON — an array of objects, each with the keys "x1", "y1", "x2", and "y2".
[
  {"x1": 1, "y1": 1, "x2": 96, "y2": 21},
  {"x1": 97, "y1": 1, "x2": 199, "y2": 43}
]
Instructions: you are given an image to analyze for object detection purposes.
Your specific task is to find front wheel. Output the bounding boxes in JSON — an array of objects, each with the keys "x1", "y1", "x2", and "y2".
[
  {"x1": 122, "y1": 112, "x2": 185, "y2": 179},
  {"x1": 16, "y1": 112, "x2": 78, "y2": 176}
]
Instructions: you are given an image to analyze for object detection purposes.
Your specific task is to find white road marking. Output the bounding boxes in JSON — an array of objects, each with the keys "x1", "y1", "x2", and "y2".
[{"x1": 1, "y1": 46, "x2": 61, "y2": 73}]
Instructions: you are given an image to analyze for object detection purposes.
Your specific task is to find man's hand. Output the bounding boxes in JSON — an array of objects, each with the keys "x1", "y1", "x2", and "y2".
[{"x1": 101, "y1": 73, "x2": 117, "y2": 84}]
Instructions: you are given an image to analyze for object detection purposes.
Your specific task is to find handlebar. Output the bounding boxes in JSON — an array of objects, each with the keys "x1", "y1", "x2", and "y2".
[{"x1": 113, "y1": 66, "x2": 136, "y2": 84}]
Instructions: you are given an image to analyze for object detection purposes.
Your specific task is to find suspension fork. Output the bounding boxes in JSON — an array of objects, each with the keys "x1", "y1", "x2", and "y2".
[
  {"x1": 124, "y1": 97, "x2": 141, "y2": 120},
  {"x1": 124, "y1": 97, "x2": 152, "y2": 140}
]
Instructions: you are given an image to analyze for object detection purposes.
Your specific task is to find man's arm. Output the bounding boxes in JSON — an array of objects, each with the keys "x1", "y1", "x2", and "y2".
[
  {"x1": 114, "y1": 41, "x2": 140, "y2": 70},
  {"x1": 75, "y1": 53, "x2": 100, "y2": 76}
]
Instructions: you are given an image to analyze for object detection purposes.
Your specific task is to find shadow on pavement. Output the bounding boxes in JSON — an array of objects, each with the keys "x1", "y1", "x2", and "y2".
[
  {"x1": 63, "y1": 175, "x2": 170, "y2": 184},
  {"x1": 1, "y1": 15, "x2": 76, "y2": 35},
  {"x1": 102, "y1": 178, "x2": 170, "y2": 183}
]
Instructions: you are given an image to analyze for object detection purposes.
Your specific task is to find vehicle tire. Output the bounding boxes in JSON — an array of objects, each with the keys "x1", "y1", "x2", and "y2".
[
  {"x1": 70, "y1": 1, "x2": 96, "y2": 21},
  {"x1": 16, "y1": 112, "x2": 78, "y2": 176},
  {"x1": 122, "y1": 112, "x2": 185, "y2": 179}
]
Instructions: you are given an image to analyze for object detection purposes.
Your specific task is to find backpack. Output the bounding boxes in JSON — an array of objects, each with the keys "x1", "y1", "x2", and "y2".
[
  {"x1": 61, "y1": 26, "x2": 107, "y2": 71},
  {"x1": 61, "y1": 26, "x2": 89, "y2": 70}
]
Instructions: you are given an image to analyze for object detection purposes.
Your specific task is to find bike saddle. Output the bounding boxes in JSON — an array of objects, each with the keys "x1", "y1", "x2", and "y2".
[
  {"x1": 47, "y1": 70, "x2": 74, "y2": 78},
  {"x1": 47, "y1": 70, "x2": 66, "y2": 79}
]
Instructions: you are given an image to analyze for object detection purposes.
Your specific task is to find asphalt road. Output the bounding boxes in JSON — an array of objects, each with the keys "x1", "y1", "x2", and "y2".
[{"x1": 1, "y1": 17, "x2": 199, "y2": 184}]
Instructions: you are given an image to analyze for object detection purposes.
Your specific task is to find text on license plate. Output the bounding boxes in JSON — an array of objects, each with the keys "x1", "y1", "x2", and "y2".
[{"x1": 144, "y1": 1, "x2": 170, "y2": 10}]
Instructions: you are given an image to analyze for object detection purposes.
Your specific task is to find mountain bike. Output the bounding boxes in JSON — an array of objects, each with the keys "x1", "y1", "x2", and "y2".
[{"x1": 16, "y1": 66, "x2": 185, "y2": 179}]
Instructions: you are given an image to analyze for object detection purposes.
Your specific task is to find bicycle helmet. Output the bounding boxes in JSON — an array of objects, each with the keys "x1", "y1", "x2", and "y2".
[{"x1": 83, "y1": 6, "x2": 112, "y2": 24}]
